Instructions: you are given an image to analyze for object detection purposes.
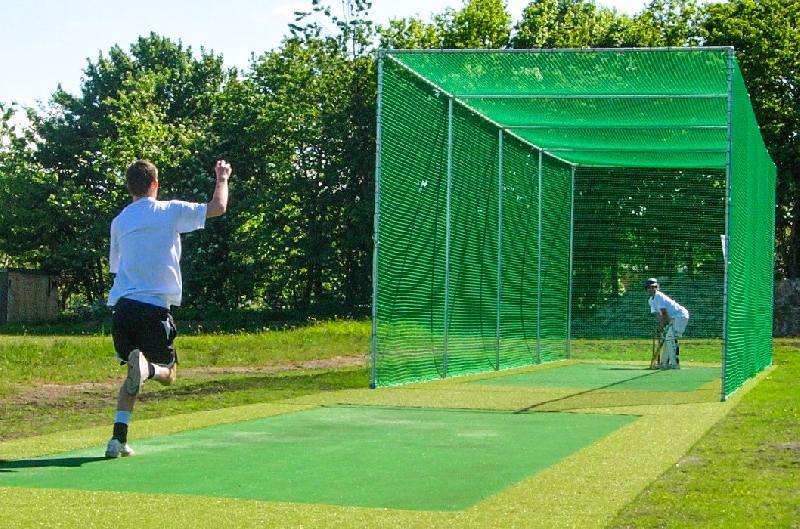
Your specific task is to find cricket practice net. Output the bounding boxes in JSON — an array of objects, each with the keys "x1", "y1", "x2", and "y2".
[{"x1": 371, "y1": 49, "x2": 775, "y2": 399}]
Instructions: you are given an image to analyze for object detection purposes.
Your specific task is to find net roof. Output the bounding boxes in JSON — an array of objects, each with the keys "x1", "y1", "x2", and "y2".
[{"x1": 386, "y1": 49, "x2": 764, "y2": 169}]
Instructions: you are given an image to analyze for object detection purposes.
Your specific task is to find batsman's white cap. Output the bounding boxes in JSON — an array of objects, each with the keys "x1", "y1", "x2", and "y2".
[{"x1": 644, "y1": 278, "x2": 659, "y2": 290}]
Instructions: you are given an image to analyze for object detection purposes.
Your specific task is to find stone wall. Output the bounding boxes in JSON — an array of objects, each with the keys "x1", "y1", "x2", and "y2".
[{"x1": 774, "y1": 279, "x2": 800, "y2": 336}]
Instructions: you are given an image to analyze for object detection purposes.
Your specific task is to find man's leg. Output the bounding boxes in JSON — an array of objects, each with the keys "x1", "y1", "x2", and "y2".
[
  {"x1": 672, "y1": 316, "x2": 689, "y2": 368},
  {"x1": 106, "y1": 349, "x2": 149, "y2": 458},
  {"x1": 661, "y1": 323, "x2": 678, "y2": 368}
]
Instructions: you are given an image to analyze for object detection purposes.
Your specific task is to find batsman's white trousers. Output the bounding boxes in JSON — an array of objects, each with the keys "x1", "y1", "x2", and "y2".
[
  {"x1": 662, "y1": 315, "x2": 689, "y2": 367},
  {"x1": 668, "y1": 315, "x2": 689, "y2": 338}
]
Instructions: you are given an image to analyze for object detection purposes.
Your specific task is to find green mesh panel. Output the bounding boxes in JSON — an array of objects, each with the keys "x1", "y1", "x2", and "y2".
[
  {"x1": 393, "y1": 50, "x2": 728, "y2": 96},
  {"x1": 570, "y1": 167, "x2": 725, "y2": 343},
  {"x1": 445, "y1": 103, "x2": 500, "y2": 378},
  {"x1": 374, "y1": 50, "x2": 774, "y2": 395},
  {"x1": 499, "y1": 135, "x2": 539, "y2": 369},
  {"x1": 725, "y1": 61, "x2": 776, "y2": 396},
  {"x1": 374, "y1": 59, "x2": 448, "y2": 386},
  {"x1": 539, "y1": 156, "x2": 571, "y2": 361},
  {"x1": 468, "y1": 97, "x2": 728, "y2": 128}
]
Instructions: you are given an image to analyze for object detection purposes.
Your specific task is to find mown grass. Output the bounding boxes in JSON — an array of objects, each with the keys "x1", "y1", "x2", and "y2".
[
  {"x1": 0, "y1": 319, "x2": 371, "y2": 390},
  {"x1": 0, "y1": 319, "x2": 370, "y2": 441},
  {"x1": 609, "y1": 339, "x2": 800, "y2": 528},
  {"x1": 0, "y1": 368, "x2": 368, "y2": 441}
]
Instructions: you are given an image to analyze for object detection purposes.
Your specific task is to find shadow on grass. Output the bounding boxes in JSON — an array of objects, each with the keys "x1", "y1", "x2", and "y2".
[{"x1": 0, "y1": 456, "x2": 107, "y2": 472}]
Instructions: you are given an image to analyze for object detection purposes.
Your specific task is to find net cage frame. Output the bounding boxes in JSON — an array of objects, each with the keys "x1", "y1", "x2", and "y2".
[{"x1": 371, "y1": 47, "x2": 776, "y2": 400}]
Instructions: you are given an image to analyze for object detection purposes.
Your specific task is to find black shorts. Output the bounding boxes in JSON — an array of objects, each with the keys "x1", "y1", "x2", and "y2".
[{"x1": 112, "y1": 297, "x2": 178, "y2": 366}]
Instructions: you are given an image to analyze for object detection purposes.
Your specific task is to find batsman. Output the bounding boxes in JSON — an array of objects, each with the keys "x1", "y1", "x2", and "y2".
[{"x1": 645, "y1": 278, "x2": 689, "y2": 369}]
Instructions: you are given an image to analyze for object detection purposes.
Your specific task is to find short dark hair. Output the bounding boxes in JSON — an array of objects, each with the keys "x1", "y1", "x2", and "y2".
[{"x1": 126, "y1": 160, "x2": 158, "y2": 196}]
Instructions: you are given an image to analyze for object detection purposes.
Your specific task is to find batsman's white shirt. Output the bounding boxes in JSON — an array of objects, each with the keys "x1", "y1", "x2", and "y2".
[
  {"x1": 107, "y1": 197, "x2": 207, "y2": 308},
  {"x1": 649, "y1": 291, "x2": 689, "y2": 319}
]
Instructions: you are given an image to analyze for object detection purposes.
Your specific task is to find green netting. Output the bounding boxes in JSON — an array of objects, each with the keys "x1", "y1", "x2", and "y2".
[
  {"x1": 570, "y1": 167, "x2": 726, "y2": 341},
  {"x1": 540, "y1": 156, "x2": 571, "y2": 361},
  {"x1": 393, "y1": 49, "x2": 728, "y2": 96},
  {"x1": 373, "y1": 49, "x2": 775, "y2": 398},
  {"x1": 725, "y1": 61, "x2": 776, "y2": 395},
  {"x1": 498, "y1": 135, "x2": 539, "y2": 369}
]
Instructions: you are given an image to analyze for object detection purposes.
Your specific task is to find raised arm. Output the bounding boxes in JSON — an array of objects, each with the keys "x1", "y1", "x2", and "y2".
[{"x1": 207, "y1": 160, "x2": 232, "y2": 218}]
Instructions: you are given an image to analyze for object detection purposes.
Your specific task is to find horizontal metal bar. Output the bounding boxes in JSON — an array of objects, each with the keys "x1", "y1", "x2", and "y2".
[
  {"x1": 384, "y1": 46, "x2": 734, "y2": 53},
  {"x1": 576, "y1": 164, "x2": 726, "y2": 169},
  {"x1": 545, "y1": 147, "x2": 728, "y2": 153},
  {"x1": 506, "y1": 124, "x2": 727, "y2": 130},
  {"x1": 454, "y1": 94, "x2": 728, "y2": 100}
]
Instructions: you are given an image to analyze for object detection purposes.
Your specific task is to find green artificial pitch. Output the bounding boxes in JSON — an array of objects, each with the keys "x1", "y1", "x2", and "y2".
[
  {"x1": 0, "y1": 406, "x2": 635, "y2": 511},
  {"x1": 473, "y1": 363, "x2": 719, "y2": 392}
]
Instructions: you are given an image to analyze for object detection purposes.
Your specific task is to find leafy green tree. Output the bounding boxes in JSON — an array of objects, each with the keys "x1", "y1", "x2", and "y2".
[
  {"x1": 379, "y1": 17, "x2": 442, "y2": 49},
  {"x1": 442, "y1": 0, "x2": 512, "y2": 48},
  {"x1": 0, "y1": 105, "x2": 54, "y2": 273},
  {"x1": 210, "y1": 1, "x2": 376, "y2": 316},
  {"x1": 511, "y1": 0, "x2": 703, "y2": 49},
  {"x1": 632, "y1": 0, "x2": 704, "y2": 46},
  {"x1": 703, "y1": 0, "x2": 800, "y2": 277},
  {"x1": 380, "y1": 0, "x2": 511, "y2": 50},
  {"x1": 512, "y1": 0, "x2": 627, "y2": 48}
]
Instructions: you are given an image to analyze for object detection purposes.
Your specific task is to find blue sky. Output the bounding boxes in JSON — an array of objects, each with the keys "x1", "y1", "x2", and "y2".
[{"x1": 1, "y1": 0, "x2": 654, "y2": 109}]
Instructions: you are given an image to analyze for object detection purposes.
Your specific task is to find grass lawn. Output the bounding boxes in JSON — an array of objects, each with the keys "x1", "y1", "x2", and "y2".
[
  {"x1": 0, "y1": 319, "x2": 796, "y2": 527},
  {"x1": 0, "y1": 319, "x2": 370, "y2": 439}
]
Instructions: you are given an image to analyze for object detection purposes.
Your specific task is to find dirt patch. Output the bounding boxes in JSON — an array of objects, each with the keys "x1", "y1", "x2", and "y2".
[
  {"x1": 767, "y1": 441, "x2": 800, "y2": 452},
  {"x1": 180, "y1": 355, "x2": 365, "y2": 377},
  {"x1": 2, "y1": 355, "x2": 365, "y2": 407},
  {"x1": 676, "y1": 455, "x2": 706, "y2": 467},
  {"x1": 4, "y1": 381, "x2": 116, "y2": 407}
]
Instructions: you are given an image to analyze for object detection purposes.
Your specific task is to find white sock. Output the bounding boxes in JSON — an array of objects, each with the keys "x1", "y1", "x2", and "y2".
[{"x1": 152, "y1": 364, "x2": 170, "y2": 378}]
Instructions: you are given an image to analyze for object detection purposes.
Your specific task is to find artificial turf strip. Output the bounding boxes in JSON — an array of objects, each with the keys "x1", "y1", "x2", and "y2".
[
  {"x1": 472, "y1": 363, "x2": 720, "y2": 392},
  {"x1": 0, "y1": 406, "x2": 635, "y2": 510}
]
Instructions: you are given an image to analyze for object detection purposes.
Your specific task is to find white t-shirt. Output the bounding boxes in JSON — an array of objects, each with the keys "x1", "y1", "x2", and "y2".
[
  {"x1": 649, "y1": 291, "x2": 689, "y2": 319},
  {"x1": 107, "y1": 198, "x2": 207, "y2": 308}
]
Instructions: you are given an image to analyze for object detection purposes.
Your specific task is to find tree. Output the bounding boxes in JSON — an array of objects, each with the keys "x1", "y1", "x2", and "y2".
[
  {"x1": 511, "y1": 0, "x2": 703, "y2": 49},
  {"x1": 512, "y1": 0, "x2": 630, "y2": 48},
  {"x1": 380, "y1": 0, "x2": 511, "y2": 50},
  {"x1": 379, "y1": 17, "x2": 442, "y2": 49},
  {"x1": 442, "y1": 0, "x2": 512, "y2": 49},
  {"x1": 0, "y1": 104, "x2": 54, "y2": 272}
]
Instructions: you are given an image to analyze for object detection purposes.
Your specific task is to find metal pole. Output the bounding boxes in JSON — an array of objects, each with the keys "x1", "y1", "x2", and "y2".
[
  {"x1": 384, "y1": 46, "x2": 736, "y2": 54},
  {"x1": 568, "y1": 165, "x2": 575, "y2": 359},
  {"x1": 452, "y1": 94, "x2": 728, "y2": 100},
  {"x1": 537, "y1": 149, "x2": 543, "y2": 364},
  {"x1": 370, "y1": 51, "x2": 384, "y2": 389},
  {"x1": 496, "y1": 129, "x2": 504, "y2": 371},
  {"x1": 721, "y1": 48, "x2": 734, "y2": 402},
  {"x1": 505, "y1": 124, "x2": 727, "y2": 130},
  {"x1": 444, "y1": 97, "x2": 454, "y2": 379}
]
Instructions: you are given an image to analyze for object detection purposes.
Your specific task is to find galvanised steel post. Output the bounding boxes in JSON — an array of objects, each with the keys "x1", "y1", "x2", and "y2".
[
  {"x1": 496, "y1": 129, "x2": 504, "y2": 371},
  {"x1": 370, "y1": 51, "x2": 384, "y2": 389},
  {"x1": 443, "y1": 96, "x2": 454, "y2": 378}
]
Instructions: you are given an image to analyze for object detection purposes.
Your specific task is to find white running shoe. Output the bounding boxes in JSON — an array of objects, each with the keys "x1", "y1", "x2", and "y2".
[
  {"x1": 105, "y1": 438, "x2": 135, "y2": 458},
  {"x1": 124, "y1": 349, "x2": 149, "y2": 396}
]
